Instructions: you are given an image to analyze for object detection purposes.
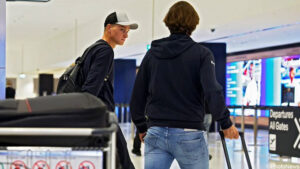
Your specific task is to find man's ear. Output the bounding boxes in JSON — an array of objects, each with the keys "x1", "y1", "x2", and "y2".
[{"x1": 106, "y1": 24, "x2": 112, "y2": 33}]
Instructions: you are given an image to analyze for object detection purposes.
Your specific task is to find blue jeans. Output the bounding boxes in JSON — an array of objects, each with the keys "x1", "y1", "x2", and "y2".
[{"x1": 144, "y1": 127, "x2": 209, "y2": 169}]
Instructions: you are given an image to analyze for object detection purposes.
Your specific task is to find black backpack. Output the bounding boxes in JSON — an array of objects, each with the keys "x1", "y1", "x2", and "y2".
[{"x1": 57, "y1": 41, "x2": 105, "y2": 94}]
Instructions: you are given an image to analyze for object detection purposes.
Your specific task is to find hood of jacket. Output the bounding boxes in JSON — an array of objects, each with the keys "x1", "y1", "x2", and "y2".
[{"x1": 150, "y1": 33, "x2": 196, "y2": 59}]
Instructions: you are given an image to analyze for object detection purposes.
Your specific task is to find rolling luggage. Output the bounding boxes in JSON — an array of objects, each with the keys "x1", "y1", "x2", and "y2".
[
  {"x1": 0, "y1": 93, "x2": 107, "y2": 128},
  {"x1": 219, "y1": 131, "x2": 252, "y2": 169}
]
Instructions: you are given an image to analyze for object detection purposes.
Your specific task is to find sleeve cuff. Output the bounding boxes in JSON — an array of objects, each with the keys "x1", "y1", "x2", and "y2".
[
  {"x1": 137, "y1": 123, "x2": 148, "y2": 133},
  {"x1": 219, "y1": 117, "x2": 233, "y2": 130}
]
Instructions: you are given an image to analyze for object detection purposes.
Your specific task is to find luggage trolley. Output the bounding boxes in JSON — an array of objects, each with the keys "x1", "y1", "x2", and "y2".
[
  {"x1": 0, "y1": 112, "x2": 117, "y2": 169},
  {"x1": 0, "y1": 93, "x2": 118, "y2": 169}
]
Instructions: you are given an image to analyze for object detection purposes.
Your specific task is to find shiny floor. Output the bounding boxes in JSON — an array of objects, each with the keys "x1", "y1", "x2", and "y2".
[{"x1": 120, "y1": 123, "x2": 300, "y2": 169}]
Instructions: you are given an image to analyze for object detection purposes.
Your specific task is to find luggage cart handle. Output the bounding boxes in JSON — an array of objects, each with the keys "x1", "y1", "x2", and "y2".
[
  {"x1": 0, "y1": 113, "x2": 118, "y2": 136},
  {"x1": 0, "y1": 124, "x2": 118, "y2": 136},
  {"x1": 219, "y1": 131, "x2": 252, "y2": 169}
]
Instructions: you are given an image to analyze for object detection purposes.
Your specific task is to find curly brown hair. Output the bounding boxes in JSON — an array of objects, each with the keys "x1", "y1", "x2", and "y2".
[{"x1": 163, "y1": 1, "x2": 199, "y2": 36}]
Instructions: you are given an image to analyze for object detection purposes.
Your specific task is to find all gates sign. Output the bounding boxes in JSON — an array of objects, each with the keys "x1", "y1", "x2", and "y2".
[{"x1": 269, "y1": 107, "x2": 300, "y2": 157}]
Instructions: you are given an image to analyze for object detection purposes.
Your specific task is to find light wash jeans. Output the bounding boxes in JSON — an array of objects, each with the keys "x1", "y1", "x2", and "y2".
[{"x1": 144, "y1": 126, "x2": 209, "y2": 169}]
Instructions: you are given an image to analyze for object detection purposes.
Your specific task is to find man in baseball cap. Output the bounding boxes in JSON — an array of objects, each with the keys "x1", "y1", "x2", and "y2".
[
  {"x1": 80, "y1": 12, "x2": 138, "y2": 169},
  {"x1": 100, "y1": 12, "x2": 138, "y2": 48}
]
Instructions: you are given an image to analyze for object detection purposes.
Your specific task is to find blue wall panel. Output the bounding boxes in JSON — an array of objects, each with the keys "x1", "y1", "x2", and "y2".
[
  {"x1": 114, "y1": 59, "x2": 136, "y2": 104},
  {"x1": 200, "y1": 43, "x2": 227, "y2": 96}
]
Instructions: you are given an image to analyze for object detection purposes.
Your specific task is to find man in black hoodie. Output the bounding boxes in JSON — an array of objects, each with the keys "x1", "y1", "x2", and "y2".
[{"x1": 130, "y1": 1, "x2": 238, "y2": 169}]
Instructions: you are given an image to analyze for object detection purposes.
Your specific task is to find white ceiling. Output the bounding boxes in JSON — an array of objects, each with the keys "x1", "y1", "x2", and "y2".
[
  {"x1": 6, "y1": 0, "x2": 129, "y2": 46},
  {"x1": 5, "y1": 0, "x2": 300, "y2": 76}
]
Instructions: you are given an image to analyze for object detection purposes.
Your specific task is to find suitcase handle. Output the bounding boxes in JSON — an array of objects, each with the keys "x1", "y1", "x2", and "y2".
[{"x1": 219, "y1": 131, "x2": 252, "y2": 169}]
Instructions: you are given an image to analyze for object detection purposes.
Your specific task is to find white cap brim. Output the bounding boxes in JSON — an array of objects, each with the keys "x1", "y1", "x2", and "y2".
[{"x1": 116, "y1": 21, "x2": 138, "y2": 30}]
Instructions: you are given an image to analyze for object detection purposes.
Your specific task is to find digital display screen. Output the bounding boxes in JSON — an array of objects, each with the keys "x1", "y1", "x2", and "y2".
[{"x1": 226, "y1": 46, "x2": 300, "y2": 116}]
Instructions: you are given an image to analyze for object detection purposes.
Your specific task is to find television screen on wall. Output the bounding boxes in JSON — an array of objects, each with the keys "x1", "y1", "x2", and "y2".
[{"x1": 226, "y1": 43, "x2": 300, "y2": 116}]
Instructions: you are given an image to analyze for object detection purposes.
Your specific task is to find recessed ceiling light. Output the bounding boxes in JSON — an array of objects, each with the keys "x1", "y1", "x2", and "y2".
[{"x1": 19, "y1": 73, "x2": 26, "y2": 79}]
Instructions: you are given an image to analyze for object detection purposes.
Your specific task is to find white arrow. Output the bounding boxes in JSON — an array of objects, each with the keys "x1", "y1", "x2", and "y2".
[{"x1": 293, "y1": 118, "x2": 300, "y2": 149}]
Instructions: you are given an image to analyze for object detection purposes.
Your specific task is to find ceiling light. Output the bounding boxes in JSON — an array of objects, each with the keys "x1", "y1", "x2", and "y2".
[{"x1": 19, "y1": 73, "x2": 26, "y2": 79}]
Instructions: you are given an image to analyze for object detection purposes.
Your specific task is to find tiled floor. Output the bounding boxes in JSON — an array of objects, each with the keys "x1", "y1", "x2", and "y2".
[{"x1": 120, "y1": 123, "x2": 300, "y2": 169}]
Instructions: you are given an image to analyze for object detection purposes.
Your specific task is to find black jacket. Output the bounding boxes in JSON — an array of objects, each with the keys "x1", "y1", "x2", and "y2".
[
  {"x1": 81, "y1": 39, "x2": 115, "y2": 112},
  {"x1": 80, "y1": 39, "x2": 135, "y2": 169},
  {"x1": 130, "y1": 34, "x2": 232, "y2": 133}
]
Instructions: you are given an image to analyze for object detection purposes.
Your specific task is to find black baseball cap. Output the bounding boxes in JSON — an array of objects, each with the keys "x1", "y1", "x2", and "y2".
[{"x1": 104, "y1": 12, "x2": 138, "y2": 30}]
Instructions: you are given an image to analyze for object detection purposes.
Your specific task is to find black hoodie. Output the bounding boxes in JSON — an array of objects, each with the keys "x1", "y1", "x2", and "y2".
[{"x1": 130, "y1": 34, "x2": 232, "y2": 133}]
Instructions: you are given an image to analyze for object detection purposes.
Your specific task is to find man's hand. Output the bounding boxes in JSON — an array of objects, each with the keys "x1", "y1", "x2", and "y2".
[
  {"x1": 223, "y1": 125, "x2": 239, "y2": 139},
  {"x1": 139, "y1": 132, "x2": 146, "y2": 143}
]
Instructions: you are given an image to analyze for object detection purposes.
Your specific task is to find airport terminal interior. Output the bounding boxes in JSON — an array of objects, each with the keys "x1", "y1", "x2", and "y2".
[{"x1": 1, "y1": 0, "x2": 300, "y2": 169}]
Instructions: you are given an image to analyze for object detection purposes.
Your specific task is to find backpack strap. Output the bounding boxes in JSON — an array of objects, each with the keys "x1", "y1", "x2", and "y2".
[
  {"x1": 104, "y1": 60, "x2": 113, "y2": 82},
  {"x1": 79, "y1": 40, "x2": 113, "y2": 82},
  {"x1": 76, "y1": 40, "x2": 105, "y2": 65}
]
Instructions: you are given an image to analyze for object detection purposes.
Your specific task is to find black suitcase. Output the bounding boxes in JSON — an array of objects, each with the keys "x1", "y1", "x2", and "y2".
[
  {"x1": 219, "y1": 131, "x2": 252, "y2": 169},
  {"x1": 0, "y1": 93, "x2": 109, "y2": 147}
]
